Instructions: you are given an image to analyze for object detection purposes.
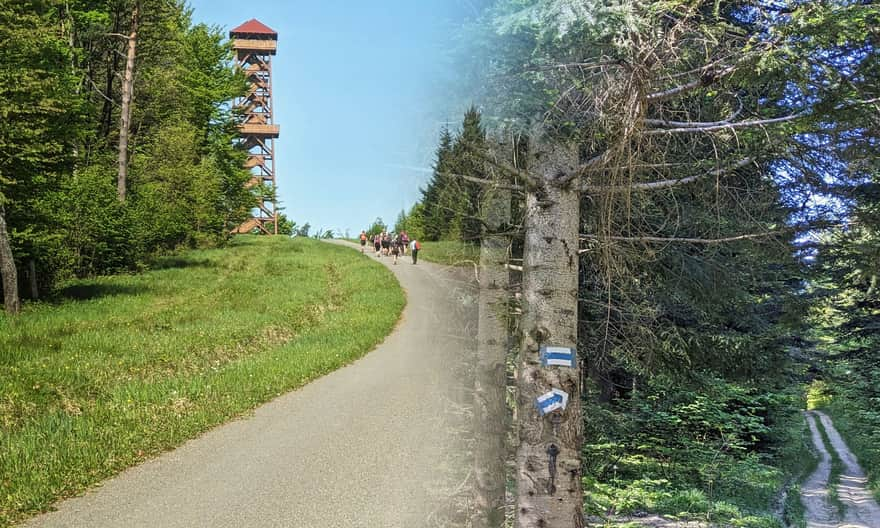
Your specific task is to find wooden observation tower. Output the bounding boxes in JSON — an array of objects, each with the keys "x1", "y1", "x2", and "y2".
[{"x1": 230, "y1": 19, "x2": 280, "y2": 235}]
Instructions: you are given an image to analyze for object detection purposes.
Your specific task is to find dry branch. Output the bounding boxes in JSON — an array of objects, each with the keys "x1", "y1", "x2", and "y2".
[
  {"x1": 644, "y1": 112, "x2": 808, "y2": 135},
  {"x1": 581, "y1": 157, "x2": 754, "y2": 193},
  {"x1": 440, "y1": 171, "x2": 525, "y2": 192},
  {"x1": 578, "y1": 231, "x2": 776, "y2": 250}
]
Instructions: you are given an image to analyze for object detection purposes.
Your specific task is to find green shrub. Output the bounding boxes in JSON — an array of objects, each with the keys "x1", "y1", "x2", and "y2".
[
  {"x1": 659, "y1": 488, "x2": 710, "y2": 515},
  {"x1": 806, "y1": 380, "x2": 833, "y2": 410}
]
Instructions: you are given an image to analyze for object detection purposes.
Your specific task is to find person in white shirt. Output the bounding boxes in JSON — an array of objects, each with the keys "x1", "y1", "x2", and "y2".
[{"x1": 409, "y1": 239, "x2": 420, "y2": 264}]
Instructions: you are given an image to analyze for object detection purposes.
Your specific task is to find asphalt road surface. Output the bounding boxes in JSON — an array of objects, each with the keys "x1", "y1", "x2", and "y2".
[{"x1": 27, "y1": 241, "x2": 476, "y2": 528}]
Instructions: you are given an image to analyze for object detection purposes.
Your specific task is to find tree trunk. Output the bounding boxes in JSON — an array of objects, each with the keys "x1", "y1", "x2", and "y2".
[
  {"x1": 473, "y1": 186, "x2": 512, "y2": 528},
  {"x1": 0, "y1": 206, "x2": 21, "y2": 315},
  {"x1": 515, "y1": 145, "x2": 583, "y2": 528},
  {"x1": 117, "y1": 2, "x2": 139, "y2": 202}
]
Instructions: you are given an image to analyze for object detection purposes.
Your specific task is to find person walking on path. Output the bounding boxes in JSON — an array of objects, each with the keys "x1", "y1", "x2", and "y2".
[
  {"x1": 381, "y1": 233, "x2": 391, "y2": 256},
  {"x1": 391, "y1": 238, "x2": 401, "y2": 265},
  {"x1": 410, "y1": 239, "x2": 420, "y2": 264},
  {"x1": 400, "y1": 231, "x2": 410, "y2": 256},
  {"x1": 359, "y1": 231, "x2": 368, "y2": 253},
  {"x1": 373, "y1": 234, "x2": 382, "y2": 257}
]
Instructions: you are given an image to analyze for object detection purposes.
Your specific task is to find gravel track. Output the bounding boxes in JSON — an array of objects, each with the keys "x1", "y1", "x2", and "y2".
[
  {"x1": 803, "y1": 410, "x2": 880, "y2": 528},
  {"x1": 26, "y1": 241, "x2": 475, "y2": 528}
]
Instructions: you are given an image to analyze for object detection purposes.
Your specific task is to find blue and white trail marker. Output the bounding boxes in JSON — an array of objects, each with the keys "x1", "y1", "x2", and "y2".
[
  {"x1": 540, "y1": 346, "x2": 577, "y2": 368},
  {"x1": 535, "y1": 388, "x2": 570, "y2": 416}
]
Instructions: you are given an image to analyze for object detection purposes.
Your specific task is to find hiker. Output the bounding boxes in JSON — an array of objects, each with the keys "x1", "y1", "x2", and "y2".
[
  {"x1": 410, "y1": 238, "x2": 421, "y2": 264},
  {"x1": 359, "y1": 231, "x2": 367, "y2": 253},
  {"x1": 400, "y1": 231, "x2": 410, "y2": 256},
  {"x1": 373, "y1": 234, "x2": 382, "y2": 256},
  {"x1": 381, "y1": 233, "x2": 391, "y2": 256},
  {"x1": 391, "y1": 237, "x2": 401, "y2": 265}
]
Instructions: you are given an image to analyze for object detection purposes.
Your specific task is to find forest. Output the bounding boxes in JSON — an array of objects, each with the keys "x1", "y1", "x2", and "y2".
[
  {"x1": 0, "y1": 0, "x2": 257, "y2": 314},
  {"x1": 395, "y1": 1, "x2": 880, "y2": 526}
]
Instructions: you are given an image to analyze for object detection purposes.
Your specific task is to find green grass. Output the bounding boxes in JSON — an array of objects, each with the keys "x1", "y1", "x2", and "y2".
[
  {"x1": 0, "y1": 236, "x2": 405, "y2": 526},
  {"x1": 417, "y1": 240, "x2": 480, "y2": 266},
  {"x1": 813, "y1": 414, "x2": 845, "y2": 516},
  {"x1": 777, "y1": 410, "x2": 819, "y2": 528}
]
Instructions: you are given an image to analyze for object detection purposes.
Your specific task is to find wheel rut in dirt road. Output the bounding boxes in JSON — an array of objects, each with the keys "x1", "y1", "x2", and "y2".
[{"x1": 802, "y1": 410, "x2": 880, "y2": 528}]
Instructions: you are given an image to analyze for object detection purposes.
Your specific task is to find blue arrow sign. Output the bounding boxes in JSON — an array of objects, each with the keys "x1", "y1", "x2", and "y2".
[
  {"x1": 541, "y1": 346, "x2": 577, "y2": 368},
  {"x1": 535, "y1": 388, "x2": 570, "y2": 416}
]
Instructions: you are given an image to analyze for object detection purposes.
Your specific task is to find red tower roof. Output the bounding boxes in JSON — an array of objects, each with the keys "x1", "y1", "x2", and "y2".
[{"x1": 230, "y1": 19, "x2": 277, "y2": 37}]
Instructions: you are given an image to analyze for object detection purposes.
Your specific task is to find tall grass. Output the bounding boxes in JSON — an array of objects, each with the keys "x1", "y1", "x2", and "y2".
[
  {"x1": 813, "y1": 415, "x2": 845, "y2": 516},
  {"x1": 417, "y1": 241, "x2": 480, "y2": 266},
  {"x1": 0, "y1": 236, "x2": 404, "y2": 526}
]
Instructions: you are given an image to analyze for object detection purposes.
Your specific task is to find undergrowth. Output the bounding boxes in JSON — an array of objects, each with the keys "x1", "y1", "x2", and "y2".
[{"x1": 582, "y1": 373, "x2": 811, "y2": 528}]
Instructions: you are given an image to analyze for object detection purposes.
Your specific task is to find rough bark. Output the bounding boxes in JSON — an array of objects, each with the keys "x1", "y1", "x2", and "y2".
[
  {"x1": 473, "y1": 186, "x2": 512, "y2": 528},
  {"x1": 117, "y1": 2, "x2": 139, "y2": 202},
  {"x1": 515, "y1": 144, "x2": 583, "y2": 528},
  {"x1": 0, "y1": 206, "x2": 21, "y2": 315}
]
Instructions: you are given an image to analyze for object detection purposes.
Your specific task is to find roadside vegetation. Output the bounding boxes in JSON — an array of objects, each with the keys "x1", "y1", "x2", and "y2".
[
  {"x1": 0, "y1": 236, "x2": 405, "y2": 526},
  {"x1": 415, "y1": 241, "x2": 480, "y2": 267},
  {"x1": 582, "y1": 379, "x2": 815, "y2": 528}
]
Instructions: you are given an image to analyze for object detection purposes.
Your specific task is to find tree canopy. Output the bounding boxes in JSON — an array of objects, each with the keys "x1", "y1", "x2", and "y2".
[{"x1": 0, "y1": 0, "x2": 255, "y2": 307}]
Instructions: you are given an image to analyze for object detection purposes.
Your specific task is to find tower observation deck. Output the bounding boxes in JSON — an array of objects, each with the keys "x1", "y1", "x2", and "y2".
[{"x1": 230, "y1": 19, "x2": 280, "y2": 235}]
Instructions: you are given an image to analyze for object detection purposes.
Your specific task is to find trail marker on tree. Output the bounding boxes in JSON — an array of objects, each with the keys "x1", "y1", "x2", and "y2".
[
  {"x1": 535, "y1": 388, "x2": 569, "y2": 416},
  {"x1": 540, "y1": 346, "x2": 577, "y2": 368}
]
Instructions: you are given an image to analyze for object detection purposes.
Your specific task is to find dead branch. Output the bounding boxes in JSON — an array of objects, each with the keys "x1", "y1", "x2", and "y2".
[
  {"x1": 581, "y1": 157, "x2": 754, "y2": 193},
  {"x1": 644, "y1": 112, "x2": 808, "y2": 135},
  {"x1": 646, "y1": 63, "x2": 739, "y2": 103},
  {"x1": 577, "y1": 231, "x2": 776, "y2": 250},
  {"x1": 440, "y1": 171, "x2": 524, "y2": 192},
  {"x1": 470, "y1": 148, "x2": 537, "y2": 190},
  {"x1": 645, "y1": 102, "x2": 743, "y2": 128}
]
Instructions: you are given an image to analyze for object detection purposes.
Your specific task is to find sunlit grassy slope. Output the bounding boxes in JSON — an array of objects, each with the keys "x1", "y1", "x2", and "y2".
[{"x1": 0, "y1": 236, "x2": 404, "y2": 526}]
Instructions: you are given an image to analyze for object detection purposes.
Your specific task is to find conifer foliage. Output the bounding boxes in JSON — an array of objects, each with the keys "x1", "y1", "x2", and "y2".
[
  {"x1": 405, "y1": 107, "x2": 487, "y2": 242},
  {"x1": 0, "y1": 0, "x2": 253, "y2": 312}
]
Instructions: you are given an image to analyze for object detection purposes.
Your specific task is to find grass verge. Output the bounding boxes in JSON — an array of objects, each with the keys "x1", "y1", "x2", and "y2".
[
  {"x1": 0, "y1": 236, "x2": 405, "y2": 526},
  {"x1": 417, "y1": 241, "x2": 480, "y2": 267},
  {"x1": 812, "y1": 414, "x2": 844, "y2": 516},
  {"x1": 779, "y1": 411, "x2": 819, "y2": 528}
]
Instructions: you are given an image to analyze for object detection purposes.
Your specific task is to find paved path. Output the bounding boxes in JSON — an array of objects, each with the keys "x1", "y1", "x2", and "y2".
[
  {"x1": 803, "y1": 411, "x2": 880, "y2": 528},
  {"x1": 27, "y1": 241, "x2": 476, "y2": 528}
]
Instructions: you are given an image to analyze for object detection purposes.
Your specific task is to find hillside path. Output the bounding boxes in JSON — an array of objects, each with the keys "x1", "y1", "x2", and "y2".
[
  {"x1": 26, "y1": 240, "x2": 475, "y2": 528},
  {"x1": 802, "y1": 410, "x2": 880, "y2": 528}
]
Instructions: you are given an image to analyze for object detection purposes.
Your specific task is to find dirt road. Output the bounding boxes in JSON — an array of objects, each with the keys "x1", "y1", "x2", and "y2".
[
  {"x1": 803, "y1": 410, "x2": 880, "y2": 528},
  {"x1": 26, "y1": 241, "x2": 475, "y2": 528}
]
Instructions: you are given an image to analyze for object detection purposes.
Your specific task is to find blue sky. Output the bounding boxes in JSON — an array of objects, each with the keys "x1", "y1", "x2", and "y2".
[{"x1": 187, "y1": 0, "x2": 479, "y2": 235}]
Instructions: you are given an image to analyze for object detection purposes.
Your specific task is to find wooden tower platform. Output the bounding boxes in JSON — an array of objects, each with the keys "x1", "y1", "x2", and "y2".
[{"x1": 230, "y1": 19, "x2": 280, "y2": 235}]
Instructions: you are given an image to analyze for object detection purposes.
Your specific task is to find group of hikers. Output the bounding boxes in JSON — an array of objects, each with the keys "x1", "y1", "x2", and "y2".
[{"x1": 359, "y1": 230, "x2": 421, "y2": 265}]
